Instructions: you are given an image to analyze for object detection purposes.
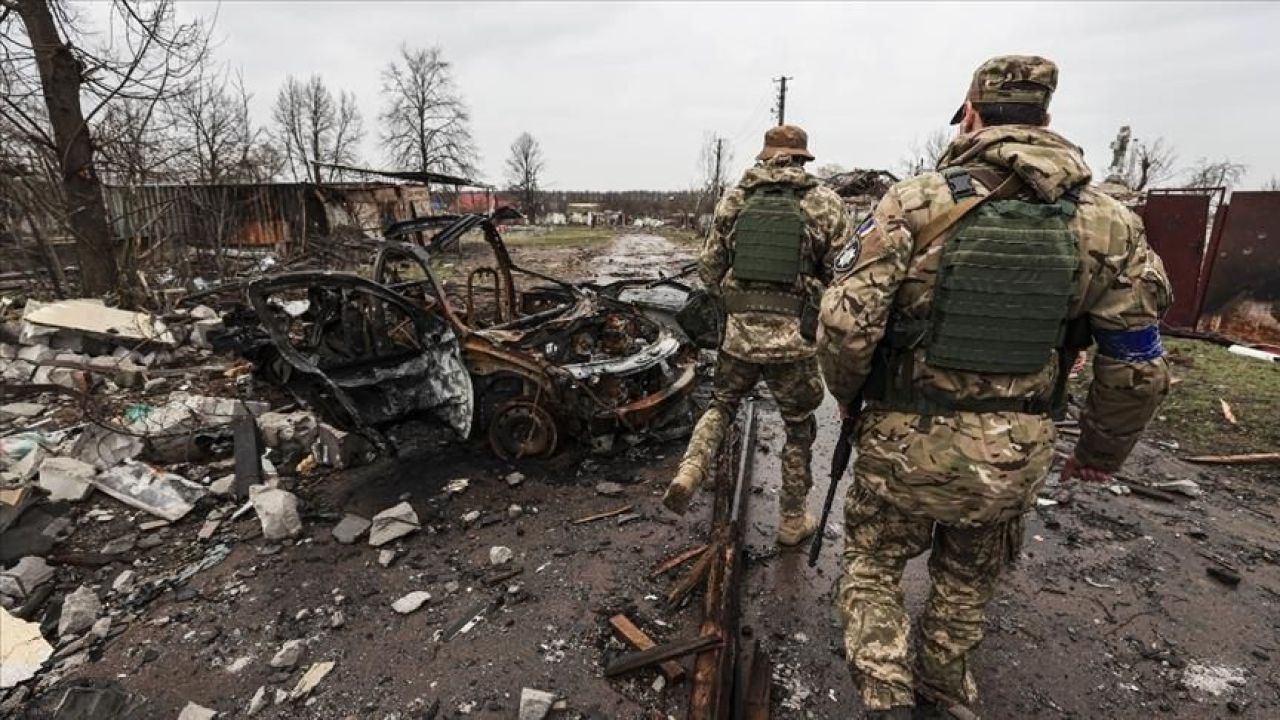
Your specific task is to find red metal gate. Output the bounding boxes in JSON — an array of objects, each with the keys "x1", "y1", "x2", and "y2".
[
  {"x1": 1141, "y1": 191, "x2": 1213, "y2": 328},
  {"x1": 1196, "y1": 191, "x2": 1280, "y2": 347}
]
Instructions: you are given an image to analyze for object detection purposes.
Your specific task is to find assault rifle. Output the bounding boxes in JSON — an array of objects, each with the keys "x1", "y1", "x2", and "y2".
[{"x1": 808, "y1": 391, "x2": 864, "y2": 567}]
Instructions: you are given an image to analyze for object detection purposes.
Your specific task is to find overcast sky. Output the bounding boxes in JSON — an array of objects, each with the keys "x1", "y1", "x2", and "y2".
[{"x1": 153, "y1": 1, "x2": 1280, "y2": 190}]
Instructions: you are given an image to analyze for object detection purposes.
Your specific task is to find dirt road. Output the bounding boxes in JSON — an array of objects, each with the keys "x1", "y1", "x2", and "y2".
[{"x1": 9, "y1": 232, "x2": 1277, "y2": 719}]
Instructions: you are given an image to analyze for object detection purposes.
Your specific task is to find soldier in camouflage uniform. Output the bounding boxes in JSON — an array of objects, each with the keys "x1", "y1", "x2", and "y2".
[
  {"x1": 663, "y1": 125, "x2": 851, "y2": 546},
  {"x1": 818, "y1": 56, "x2": 1172, "y2": 718}
]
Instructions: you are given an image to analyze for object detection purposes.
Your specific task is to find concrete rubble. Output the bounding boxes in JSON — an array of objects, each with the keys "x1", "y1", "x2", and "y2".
[
  {"x1": 248, "y1": 486, "x2": 302, "y2": 540},
  {"x1": 368, "y1": 502, "x2": 419, "y2": 546},
  {"x1": 36, "y1": 457, "x2": 96, "y2": 502},
  {"x1": 56, "y1": 586, "x2": 100, "y2": 639},
  {"x1": 1, "y1": 607, "x2": 53, "y2": 689}
]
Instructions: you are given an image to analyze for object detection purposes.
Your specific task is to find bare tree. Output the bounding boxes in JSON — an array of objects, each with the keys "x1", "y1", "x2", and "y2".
[
  {"x1": 1126, "y1": 138, "x2": 1178, "y2": 191},
  {"x1": 1263, "y1": 176, "x2": 1280, "y2": 192},
  {"x1": 1184, "y1": 158, "x2": 1248, "y2": 190},
  {"x1": 1, "y1": 0, "x2": 208, "y2": 296},
  {"x1": 170, "y1": 66, "x2": 263, "y2": 183},
  {"x1": 379, "y1": 44, "x2": 476, "y2": 178},
  {"x1": 504, "y1": 132, "x2": 544, "y2": 221},
  {"x1": 811, "y1": 163, "x2": 848, "y2": 180},
  {"x1": 272, "y1": 74, "x2": 364, "y2": 183},
  {"x1": 900, "y1": 128, "x2": 952, "y2": 176}
]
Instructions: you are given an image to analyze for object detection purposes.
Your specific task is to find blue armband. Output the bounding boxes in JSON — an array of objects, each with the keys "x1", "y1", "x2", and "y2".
[{"x1": 1094, "y1": 325, "x2": 1164, "y2": 362}]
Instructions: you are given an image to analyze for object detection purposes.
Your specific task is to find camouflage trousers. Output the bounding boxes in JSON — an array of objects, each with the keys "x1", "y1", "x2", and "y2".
[
  {"x1": 680, "y1": 353, "x2": 823, "y2": 513},
  {"x1": 838, "y1": 478, "x2": 1022, "y2": 710}
]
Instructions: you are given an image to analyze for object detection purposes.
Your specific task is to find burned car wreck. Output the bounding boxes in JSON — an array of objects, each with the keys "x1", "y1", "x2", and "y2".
[{"x1": 207, "y1": 213, "x2": 703, "y2": 460}]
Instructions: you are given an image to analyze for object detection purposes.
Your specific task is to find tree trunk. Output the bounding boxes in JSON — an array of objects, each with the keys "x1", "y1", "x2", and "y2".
[{"x1": 17, "y1": 0, "x2": 119, "y2": 297}]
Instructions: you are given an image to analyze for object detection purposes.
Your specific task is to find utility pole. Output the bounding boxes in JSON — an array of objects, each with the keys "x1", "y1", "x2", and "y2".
[
  {"x1": 712, "y1": 138, "x2": 724, "y2": 200},
  {"x1": 773, "y1": 75, "x2": 792, "y2": 125}
]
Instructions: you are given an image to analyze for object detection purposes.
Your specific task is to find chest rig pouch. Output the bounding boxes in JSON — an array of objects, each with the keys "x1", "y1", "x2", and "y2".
[{"x1": 867, "y1": 167, "x2": 1084, "y2": 417}]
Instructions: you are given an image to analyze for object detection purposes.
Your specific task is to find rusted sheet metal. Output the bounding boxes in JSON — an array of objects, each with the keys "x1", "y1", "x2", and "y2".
[
  {"x1": 1196, "y1": 191, "x2": 1280, "y2": 345},
  {"x1": 103, "y1": 182, "x2": 438, "y2": 252},
  {"x1": 1141, "y1": 191, "x2": 1212, "y2": 328}
]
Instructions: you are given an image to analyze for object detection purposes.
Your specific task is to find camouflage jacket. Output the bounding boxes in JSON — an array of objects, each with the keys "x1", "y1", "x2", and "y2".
[
  {"x1": 817, "y1": 126, "x2": 1172, "y2": 525},
  {"x1": 702, "y1": 157, "x2": 851, "y2": 363}
]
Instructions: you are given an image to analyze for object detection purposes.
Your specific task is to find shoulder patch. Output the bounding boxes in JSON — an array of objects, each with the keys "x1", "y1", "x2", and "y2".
[{"x1": 834, "y1": 238, "x2": 861, "y2": 273}]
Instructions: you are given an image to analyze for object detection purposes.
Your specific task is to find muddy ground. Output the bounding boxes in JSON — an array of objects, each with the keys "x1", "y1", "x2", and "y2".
[{"x1": 7, "y1": 232, "x2": 1278, "y2": 719}]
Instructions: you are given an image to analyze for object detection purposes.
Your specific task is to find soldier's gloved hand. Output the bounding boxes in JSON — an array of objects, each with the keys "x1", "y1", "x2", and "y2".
[{"x1": 1060, "y1": 454, "x2": 1112, "y2": 484}]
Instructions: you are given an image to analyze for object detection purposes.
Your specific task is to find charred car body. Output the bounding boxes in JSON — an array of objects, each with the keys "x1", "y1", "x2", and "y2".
[{"x1": 208, "y1": 213, "x2": 703, "y2": 460}]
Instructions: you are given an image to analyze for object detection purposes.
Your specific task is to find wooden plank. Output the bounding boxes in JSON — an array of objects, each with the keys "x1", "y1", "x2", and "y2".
[
  {"x1": 608, "y1": 614, "x2": 686, "y2": 684},
  {"x1": 603, "y1": 634, "x2": 721, "y2": 677},
  {"x1": 1184, "y1": 452, "x2": 1280, "y2": 465},
  {"x1": 571, "y1": 504, "x2": 633, "y2": 525},
  {"x1": 649, "y1": 543, "x2": 708, "y2": 578}
]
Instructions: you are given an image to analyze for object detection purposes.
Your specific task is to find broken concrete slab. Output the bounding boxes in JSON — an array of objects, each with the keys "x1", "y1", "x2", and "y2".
[
  {"x1": 208, "y1": 475, "x2": 235, "y2": 497},
  {"x1": 368, "y1": 502, "x2": 419, "y2": 547},
  {"x1": 249, "y1": 486, "x2": 302, "y2": 540},
  {"x1": 330, "y1": 514, "x2": 370, "y2": 545},
  {"x1": 0, "y1": 556, "x2": 54, "y2": 600},
  {"x1": 269, "y1": 639, "x2": 305, "y2": 669},
  {"x1": 247, "y1": 686, "x2": 268, "y2": 716},
  {"x1": 288, "y1": 660, "x2": 335, "y2": 702},
  {"x1": 1, "y1": 606, "x2": 53, "y2": 689},
  {"x1": 177, "y1": 701, "x2": 218, "y2": 720},
  {"x1": 57, "y1": 585, "x2": 101, "y2": 639},
  {"x1": 23, "y1": 298, "x2": 178, "y2": 346},
  {"x1": 256, "y1": 411, "x2": 318, "y2": 460},
  {"x1": 0, "y1": 402, "x2": 45, "y2": 420},
  {"x1": 71, "y1": 425, "x2": 144, "y2": 470},
  {"x1": 37, "y1": 456, "x2": 97, "y2": 502},
  {"x1": 311, "y1": 423, "x2": 373, "y2": 469},
  {"x1": 518, "y1": 688, "x2": 557, "y2": 720},
  {"x1": 111, "y1": 569, "x2": 136, "y2": 594},
  {"x1": 94, "y1": 462, "x2": 206, "y2": 522},
  {"x1": 391, "y1": 591, "x2": 431, "y2": 615}
]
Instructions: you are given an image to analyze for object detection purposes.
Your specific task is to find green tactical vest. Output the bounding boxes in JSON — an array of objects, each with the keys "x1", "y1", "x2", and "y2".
[
  {"x1": 731, "y1": 185, "x2": 806, "y2": 286},
  {"x1": 866, "y1": 168, "x2": 1084, "y2": 417}
]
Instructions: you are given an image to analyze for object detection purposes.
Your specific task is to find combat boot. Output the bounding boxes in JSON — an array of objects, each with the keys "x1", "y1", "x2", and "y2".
[
  {"x1": 776, "y1": 510, "x2": 819, "y2": 546},
  {"x1": 662, "y1": 463, "x2": 703, "y2": 515}
]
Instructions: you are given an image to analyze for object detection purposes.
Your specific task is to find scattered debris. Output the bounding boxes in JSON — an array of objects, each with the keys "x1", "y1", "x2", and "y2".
[
  {"x1": 1185, "y1": 452, "x2": 1280, "y2": 465},
  {"x1": 288, "y1": 660, "x2": 335, "y2": 702},
  {"x1": 368, "y1": 502, "x2": 419, "y2": 546},
  {"x1": 1181, "y1": 662, "x2": 1246, "y2": 697},
  {"x1": 1219, "y1": 398, "x2": 1238, "y2": 424},
  {"x1": 247, "y1": 686, "x2": 268, "y2": 716},
  {"x1": 506, "y1": 471, "x2": 525, "y2": 487},
  {"x1": 36, "y1": 457, "x2": 97, "y2": 502},
  {"x1": 269, "y1": 639, "x2": 305, "y2": 669},
  {"x1": 330, "y1": 513, "x2": 371, "y2": 545},
  {"x1": 444, "y1": 477, "x2": 470, "y2": 495},
  {"x1": 93, "y1": 461, "x2": 206, "y2": 522},
  {"x1": 1150, "y1": 477, "x2": 1204, "y2": 498},
  {"x1": 518, "y1": 688, "x2": 557, "y2": 720},
  {"x1": 608, "y1": 614, "x2": 687, "y2": 684},
  {"x1": 595, "y1": 481, "x2": 625, "y2": 497},
  {"x1": 0, "y1": 556, "x2": 54, "y2": 601},
  {"x1": 1206, "y1": 565, "x2": 1242, "y2": 587},
  {"x1": 572, "y1": 504, "x2": 633, "y2": 525},
  {"x1": 177, "y1": 700, "x2": 218, "y2": 720},
  {"x1": 1, "y1": 606, "x2": 53, "y2": 688},
  {"x1": 57, "y1": 585, "x2": 101, "y2": 638},
  {"x1": 391, "y1": 591, "x2": 431, "y2": 615},
  {"x1": 489, "y1": 546, "x2": 514, "y2": 566},
  {"x1": 249, "y1": 486, "x2": 302, "y2": 540}
]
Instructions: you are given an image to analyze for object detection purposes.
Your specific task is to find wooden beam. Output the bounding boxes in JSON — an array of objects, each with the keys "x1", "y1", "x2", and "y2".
[
  {"x1": 604, "y1": 634, "x2": 721, "y2": 678},
  {"x1": 609, "y1": 614, "x2": 687, "y2": 685}
]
